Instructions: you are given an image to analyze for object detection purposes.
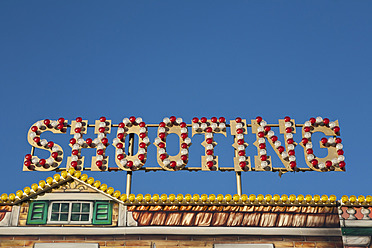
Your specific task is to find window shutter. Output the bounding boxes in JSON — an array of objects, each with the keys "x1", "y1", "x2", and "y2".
[
  {"x1": 92, "y1": 201, "x2": 112, "y2": 225},
  {"x1": 27, "y1": 201, "x2": 48, "y2": 224}
]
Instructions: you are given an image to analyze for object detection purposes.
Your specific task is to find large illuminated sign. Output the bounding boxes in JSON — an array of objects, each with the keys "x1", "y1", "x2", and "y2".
[{"x1": 23, "y1": 116, "x2": 345, "y2": 173}]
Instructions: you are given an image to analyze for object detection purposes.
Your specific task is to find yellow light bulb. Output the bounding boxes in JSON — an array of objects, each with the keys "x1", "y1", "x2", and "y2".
[
  {"x1": 208, "y1": 194, "x2": 216, "y2": 202},
  {"x1": 169, "y1": 194, "x2": 176, "y2": 202},
  {"x1": 350, "y1": 195, "x2": 357, "y2": 203},
  {"x1": 145, "y1": 194, "x2": 152, "y2": 202},
  {"x1": 249, "y1": 194, "x2": 256, "y2": 202},
  {"x1": 74, "y1": 170, "x2": 81, "y2": 179},
  {"x1": 16, "y1": 190, "x2": 23, "y2": 198},
  {"x1": 321, "y1": 195, "x2": 328, "y2": 203},
  {"x1": 305, "y1": 194, "x2": 312, "y2": 203},
  {"x1": 200, "y1": 194, "x2": 207, "y2": 202},
  {"x1": 68, "y1": 168, "x2": 75, "y2": 175},
  {"x1": 366, "y1": 195, "x2": 372, "y2": 203},
  {"x1": 53, "y1": 174, "x2": 60, "y2": 182},
  {"x1": 93, "y1": 180, "x2": 101, "y2": 188},
  {"x1": 233, "y1": 194, "x2": 240, "y2": 202},
  {"x1": 193, "y1": 194, "x2": 200, "y2": 202},
  {"x1": 87, "y1": 177, "x2": 95, "y2": 185},
  {"x1": 46, "y1": 177, "x2": 53, "y2": 185},
  {"x1": 217, "y1": 194, "x2": 224, "y2": 202},
  {"x1": 39, "y1": 180, "x2": 46, "y2": 188},
  {"x1": 329, "y1": 195, "x2": 337, "y2": 203},
  {"x1": 358, "y1": 195, "x2": 365, "y2": 203},
  {"x1": 241, "y1": 194, "x2": 248, "y2": 202},
  {"x1": 185, "y1": 194, "x2": 192, "y2": 202},
  {"x1": 257, "y1": 194, "x2": 264, "y2": 202},
  {"x1": 0, "y1": 193, "x2": 8, "y2": 202},
  {"x1": 113, "y1": 190, "x2": 121, "y2": 198},
  {"x1": 80, "y1": 174, "x2": 88, "y2": 182},
  {"x1": 23, "y1": 187, "x2": 31, "y2": 195},
  {"x1": 106, "y1": 187, "x2": 114, "y2": 195},
  {"x1": 273, "y1": 194, "x2": 280, "y2": 202},
  {"x1": 265, "y1": 194, "x2": 272, "y2": 202},
  {"x1": 129, "y1": 194, "x2": 136, "y2": 202},
  {"x1": 99, "y1": 183, "x2": 107, "y2": 191},
  {"x1": 281, "y1": 194, "x2": 288, "y2": 203},
  {"x1": 153, "y1": 194, "x2": 160, "y2": 202},
  {"x1": 31, "y1": 183, "x2": 39, "y2": 192},
  {"x1": 9, "y1": 193, "x2": 16, "y2": 201},
  {"x1": 177, "y1": 194, "x2": 184, "y2": 202},
  {"x1": 225, "y1": 194, "x2": 232, "y2": 202},
  {"x1": 341, "y1": 195, "x2": 349, "y2": 203},
  {"x1": 136, "y1": 194, "x2": 143, "y2": 202},
  {"x1": 313, "y1": 195, "x2": 320, "y2": 203},
  {"x1": 289, "y1": 194, "x2": 296, "y2": 203},
  {"x1": 120, "y1": 194, "x2": 127, "y2": 202},
  {"x1": 297, "y1": 194, "x2": 304, "y2": 202},
  {"x1": 161, "y1": 194, "x2": 168, "y2": 202},
  {"x1": 61, "y1": 171, "x2": 68, "y2": 179}
]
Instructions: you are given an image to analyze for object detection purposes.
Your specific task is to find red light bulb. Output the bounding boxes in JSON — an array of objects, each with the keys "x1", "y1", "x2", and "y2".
[
  {"x1": 31, "y1": 126, "x2": 38, "y2": 132},
  {"x1": 201, "y1": 117, "x2": 207, "y2": 123},
  {"x1": 211, "y1": 117, "x2": 217, "y2": 123},
  {"x1": 76, "y1": 117, "x2": 82, "y2": 122},
  {"x1": 127, "y1": 161, "x2": 133, "y2": 168},
  {"x1": 138, "y1": 154, "x2": 145, "y2": 161},
  {"x1": 129, "y1": 116, "x2": 136, "y2": 123},
  {"x1": 44, "y1": 119, "x2": 50, "y2": 126},
  {"x1": 192, "y1": 117, "x2": 199, "y2": 123},
  {"x1": 101, "y1": 138, "x2": 108, "y2": 145},
  {"x1": 170, "y1": 116, "x2": 176, "y2": 123},
  {"x1": 170, "y1": 161, "x2": 176, "y2": 168},
  {"x1": 207, "y1": 161, "x2": 213, "y2": 168},
  {"x1": 219, "y1": 117, "x2": 226, "y2": 123},
  {"x1": 235, "y1": 117, "x2": 242, "y2": 123},
  {"x1": 256, "y1": 116, "x2": 262, "y2": 123}
]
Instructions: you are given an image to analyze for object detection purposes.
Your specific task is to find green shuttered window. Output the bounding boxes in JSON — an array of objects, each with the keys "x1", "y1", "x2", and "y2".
[
  {"x1": 27, "y1": 200, "x2": 112, "y2": 225},
  {"x1": 27, "y1": 201, "x2": 48, "y2": 224},
  {"x1": 92, "y1": 201, "x2": 112, "y2": 225}
]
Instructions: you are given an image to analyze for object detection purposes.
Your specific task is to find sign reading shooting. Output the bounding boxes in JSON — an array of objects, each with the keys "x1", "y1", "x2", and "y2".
[{"x1": 23, "y1": 116, "x2": 345, "y2": 173}]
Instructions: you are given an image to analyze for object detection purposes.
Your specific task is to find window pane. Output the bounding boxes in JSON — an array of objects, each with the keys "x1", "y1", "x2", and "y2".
[
  {"x1": 60, "y1": 213, "x2": 68, "y2": 221},
  {"x1": 81, "y1": 214, "x2": 89, "y2": 221},
  {"x1": 51, "y1": 213, "x2": 59, "y2": 221},
  {"x1": 72, "y1": 203, "x2": 80, "y2": 212},
  {"x1": 52, "y1": 203, "x2": 59, "y2": 212},
  {"x1": 61, "y1": 203, "x2": 69, "y2": 212},
  {"x1": 71, "y1": 214, "x2": 80, "y2": 221},
  {"x1": 82, "y1": 203, "x2": 90, "y2": 212}
]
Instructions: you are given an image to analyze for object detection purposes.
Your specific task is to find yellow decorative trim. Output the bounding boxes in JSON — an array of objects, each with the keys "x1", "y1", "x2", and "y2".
[{"x1": 0, "y1": 169, "x2": 369, "y2": 206}]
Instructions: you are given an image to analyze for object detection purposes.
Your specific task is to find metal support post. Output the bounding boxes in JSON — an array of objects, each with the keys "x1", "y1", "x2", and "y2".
[
  {"x1": 126, "y1": 133, "x2": 135, "y2": 195},
  {"x1": 236, "y1": 171, "x2": 242, "y2": 196}
]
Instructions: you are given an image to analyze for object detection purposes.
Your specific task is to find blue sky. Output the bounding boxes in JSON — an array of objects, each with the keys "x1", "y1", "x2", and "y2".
[{"x1": 0, "y1": 1, "x2": 371, "y2": 198}]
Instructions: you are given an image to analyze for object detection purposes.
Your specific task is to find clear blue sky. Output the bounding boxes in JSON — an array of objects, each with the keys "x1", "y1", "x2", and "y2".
[{"x1": 1, "y1": 1, "x2": 371, "y2": 198}]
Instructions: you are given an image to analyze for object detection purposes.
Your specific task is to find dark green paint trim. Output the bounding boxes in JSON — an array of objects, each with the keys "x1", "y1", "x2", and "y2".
[{"x1": 342, "y1": 227, "x2": 372, "y2": 236}]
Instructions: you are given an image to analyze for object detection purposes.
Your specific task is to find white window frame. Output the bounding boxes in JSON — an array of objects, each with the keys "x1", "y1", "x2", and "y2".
[{"x1": 47, "y1": 201, "x2": 93, "y2": 224}]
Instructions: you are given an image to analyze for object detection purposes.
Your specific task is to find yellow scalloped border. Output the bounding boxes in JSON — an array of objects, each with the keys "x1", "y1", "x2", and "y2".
[{"x1": 0, "y1": 168, "x2": 370, "y2": 206}]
